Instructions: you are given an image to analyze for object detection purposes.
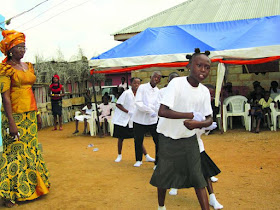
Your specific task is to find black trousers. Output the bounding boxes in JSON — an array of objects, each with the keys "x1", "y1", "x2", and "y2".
[{"x1": 133, "y1": 122, "x2": 159, "y2": 164}]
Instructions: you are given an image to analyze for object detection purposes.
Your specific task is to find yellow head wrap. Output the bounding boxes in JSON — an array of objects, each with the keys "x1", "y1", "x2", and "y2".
[{"x1": 0, "y1": 30, "x2": 25, "y2": 62}]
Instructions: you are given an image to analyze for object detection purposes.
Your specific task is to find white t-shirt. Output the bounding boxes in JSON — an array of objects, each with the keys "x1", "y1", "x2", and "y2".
[
  {"x1": 119, "y1": 82, "x2": 128, "y2": 90},
  {"x1": 75, "y1": 105, "x2": 94, "y2": 121},
  {"x1": 82, "y1": 105, "x2": 93, "y2": 115},
  {"x1": 112, "y1": 89, "x2": 135, "y2": 128},
  {"x1": 132, "y1": 82, "x2": 160, "y2": 125},
  {"x1": 98, "y1": 103, "x2": 113, "y2": 117},
  {"x1": 157, "y1": 87, "x2": 167, "y2": 118},
  {"x1": 158, "y1": 87, "x2": 166, "y2": 105},
  {"x1": 157, "y1": 77, "x2": 212, "y2": 139}
]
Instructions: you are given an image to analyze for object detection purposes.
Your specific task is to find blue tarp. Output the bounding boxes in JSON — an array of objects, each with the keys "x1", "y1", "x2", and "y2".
[
  {"x1": 0, "y1": 14, "x2": 5, "y2": 30},
  {"x1": 90, "y1": 15, "x2": 280, "y2": 68}
]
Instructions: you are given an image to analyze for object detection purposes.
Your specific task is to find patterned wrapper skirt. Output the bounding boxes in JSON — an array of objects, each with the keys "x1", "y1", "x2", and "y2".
[
  {"x1": 0, "y1": 111, "x2": 50, "y2": 201},
  {"x1": 200, "y1": 151, "x2": 221, "y2": 179},
  {"x1": 113, "y1": 124, "x2": 134, "y2": 139},
  {"x1": 150, "y1": 134, "x2": 207, "y2": 189}
]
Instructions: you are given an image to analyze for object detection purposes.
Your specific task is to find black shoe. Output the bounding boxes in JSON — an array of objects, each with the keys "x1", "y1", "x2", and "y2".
[{"x1": 73, "y1": 130, "x2": 79, "y2": 134}]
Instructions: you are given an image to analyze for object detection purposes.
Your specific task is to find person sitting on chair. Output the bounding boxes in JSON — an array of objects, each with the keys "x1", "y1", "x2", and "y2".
[
  {"x1": 98, "y1": 95, "x2": 113, "y2": 135},
  {"x1": 73, "y1": 102, "x2": 94, "y2": 135},
  {"x1": 248, "y1": 85, "x2": 264, "y2": 133},
  {"x1": 259, "y1": 91, "x2": 273, "y2": 127}
]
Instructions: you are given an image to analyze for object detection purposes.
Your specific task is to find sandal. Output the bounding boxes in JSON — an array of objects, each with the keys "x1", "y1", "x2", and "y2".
[
  {"x1": 3, "y1": 200, "x2": 18, "y2": 208},
  {"x1": 59, "y1": 127, "x2": 63, "y2": 131}
]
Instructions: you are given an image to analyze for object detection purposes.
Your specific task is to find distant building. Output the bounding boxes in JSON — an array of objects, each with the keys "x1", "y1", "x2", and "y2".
[{"x1": 113, "y1": 0, "x2": 280, "y2": 41}]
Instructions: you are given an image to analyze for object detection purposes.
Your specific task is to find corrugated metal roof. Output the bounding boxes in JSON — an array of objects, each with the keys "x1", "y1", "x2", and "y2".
[{"x1": 113, "y1": 0, "x2": 280, "y2": 35}]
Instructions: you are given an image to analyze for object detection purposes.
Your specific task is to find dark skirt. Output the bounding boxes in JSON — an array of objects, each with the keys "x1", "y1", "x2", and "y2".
[
  {"x1": 113, "y1": 124, "x2": 134, "y2": 139},
  {"x1": 150, "y1": 134, "x2": 207, "y2": 189},
  {"x1": 200, "y1": 151, "x2": 221, "y2": 179},
  {"x1": 51, "y1": 100, "x2": 62, "y2": 116}
]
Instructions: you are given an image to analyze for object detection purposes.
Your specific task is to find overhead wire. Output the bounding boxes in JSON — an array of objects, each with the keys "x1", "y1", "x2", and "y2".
[
  {"x1": 21, "y1": 0, "x2": 92, "y2": 31},
  {"x1": 16, "y1": 0, "x2": 72, "y2": 29},
  {"x1": 0, "y1": 0, "x2": 49, "y2": 25}
]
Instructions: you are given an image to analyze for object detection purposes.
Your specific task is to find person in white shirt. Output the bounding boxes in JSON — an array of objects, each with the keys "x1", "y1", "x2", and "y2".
[
  {"x1": 112, "y1": 77, "x2": 155, "y2": 163},
  {"x1": 98, "y1": 95, "x2": 113, "y2": 136},
  {"x1": 73, "y1": 102, "x2": 94, "y2": 135},
  {"x1": 132, "y1": 71, "x2": 162, "y2": 167},
  {"x1": 150, "y1": 48, "x2": 213, "y2": 210},
  {"x1": 118, "y1": 76, "x2": 128, "y2": 90}
]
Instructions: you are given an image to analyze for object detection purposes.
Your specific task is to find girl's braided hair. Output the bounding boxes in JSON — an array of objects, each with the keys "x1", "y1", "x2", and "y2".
[{"x1": 186, "y1": 48, "x2": 210, "y2": 64}]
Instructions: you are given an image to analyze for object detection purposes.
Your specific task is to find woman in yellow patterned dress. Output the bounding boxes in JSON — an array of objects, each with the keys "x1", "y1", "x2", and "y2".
[{"x1": 0, "y1": 30, "x2": 50, "y2": 207}]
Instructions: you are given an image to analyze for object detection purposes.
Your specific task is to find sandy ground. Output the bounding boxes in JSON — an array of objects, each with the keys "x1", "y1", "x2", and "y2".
[{"x1": 1, "y1": 122, "x2": 280, "y2": 210}]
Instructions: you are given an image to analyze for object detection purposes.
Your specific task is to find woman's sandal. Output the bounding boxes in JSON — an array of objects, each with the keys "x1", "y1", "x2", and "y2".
[{"x1": 3, "y1": 200, "x2": 18, "y2": 208}]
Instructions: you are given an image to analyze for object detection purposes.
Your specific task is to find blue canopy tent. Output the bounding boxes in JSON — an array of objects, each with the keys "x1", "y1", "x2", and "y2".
[
  {"x1": 90, "y1": 15, "x2": 280, "y2": 107},
  {"x1": 90, "y1": 15, "x2": 280, "y2": 68}
]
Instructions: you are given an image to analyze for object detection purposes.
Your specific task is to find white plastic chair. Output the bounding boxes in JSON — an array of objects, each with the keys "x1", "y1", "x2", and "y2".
[
  {"x1": 75, "y1": 110, "x2": 98, "y2": 136},
  {"x1": 107, "y1": 110, "x2": 114, "y2": 136},
  {"x1": 222, "y1": 95, "x2": 251, "y2": 132},
  {"x1": 270, "y1": 94, "x2": 280, "y2": 131}
]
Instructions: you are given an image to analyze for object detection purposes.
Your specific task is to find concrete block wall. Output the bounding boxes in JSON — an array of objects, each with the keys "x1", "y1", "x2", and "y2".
[
  {"x1": 131, "y1": 64, "x2": 280, "y2": 95},
  {"x1": 226, "y1": 65, "x2": 280, "y2": 93}
]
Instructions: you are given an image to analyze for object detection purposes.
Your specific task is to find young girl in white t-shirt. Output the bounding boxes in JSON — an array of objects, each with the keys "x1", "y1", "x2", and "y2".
[
  {"x1": 98, "y1": 95, "x2": 113, "y2": 136},
  {"x1": 150, "y1": 48, "x2": 213, "y2": 210}
]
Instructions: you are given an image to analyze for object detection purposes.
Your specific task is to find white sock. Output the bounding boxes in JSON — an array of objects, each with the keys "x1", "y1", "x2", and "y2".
[
  {"x1": 209, "y1": 193, "x2": 223, "y2": 209},
  {"x1": 145, "y1": 154, "x2": 155, "y2": 162},
  {"x1": 115, "y1": 154, "x2": 122, "y2": 162},
  {"x1": 210, "y1": 176, "x2": 218, "y2": 182},
  {"x1": 158, "y1": 205, "x2": 166, "y2": 210},
  {"x1": 169, "y1": 188, "x2": 178, "y2": 195}
]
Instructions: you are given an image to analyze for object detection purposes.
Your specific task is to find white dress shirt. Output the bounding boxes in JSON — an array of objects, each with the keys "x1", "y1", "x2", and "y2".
[
  {"x1": 132, "y1": 82, "x2": 160, "y2": 125},
  {"x1": 112, "y1": 89, "x2": 135, "y2": 128}
]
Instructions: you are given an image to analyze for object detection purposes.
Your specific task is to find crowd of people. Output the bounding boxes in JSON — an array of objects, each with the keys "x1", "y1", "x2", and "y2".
[
  {"x1": 220, "y1": 79, "x2": 279, "y2": 133},
  {"x1": 0, "y1": 29, "x2": 279, "y2": 210},
  {"x1": 247, "y1": 80, "x2": 279, "y2": 133},
  {"x1": 109, "y1": 49, "x2": 223, "y2": 210}
]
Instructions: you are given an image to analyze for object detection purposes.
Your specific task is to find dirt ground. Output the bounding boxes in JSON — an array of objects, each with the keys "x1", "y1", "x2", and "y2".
[{"x1": 1, "y1": 122, "x2": 280, "y2": 210}]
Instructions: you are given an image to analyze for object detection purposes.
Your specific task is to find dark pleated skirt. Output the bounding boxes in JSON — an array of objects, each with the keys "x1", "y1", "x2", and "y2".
[
  {"x1": 51, "y1": 100, "x2": 62, "y2": 116},
  {"x1": 150, "y1": 134, "x2": 207, "y2": 189},
  {"x1": 113, "y1": 124, "x2": 134, "y2": 139},
  {"x1": 200, "y1": 151, "x2": 221, "y2": 179}
]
